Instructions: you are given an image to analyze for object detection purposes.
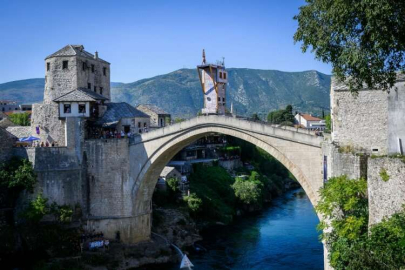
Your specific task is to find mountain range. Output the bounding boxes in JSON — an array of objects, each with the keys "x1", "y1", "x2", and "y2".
[{"x1": 0, "y1": 68, "x2": 331, "y2": 118}]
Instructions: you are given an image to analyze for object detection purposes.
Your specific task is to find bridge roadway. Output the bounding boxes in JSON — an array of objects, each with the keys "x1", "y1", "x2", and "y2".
[{"x1": 87, "y1": 115, "x2": 325, "y2": 244}]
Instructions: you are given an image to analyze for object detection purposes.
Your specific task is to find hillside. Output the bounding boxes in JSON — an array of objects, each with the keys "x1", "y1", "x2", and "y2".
[{"x1": 0, "y1": 68, "x2": 331, "y2": 118}]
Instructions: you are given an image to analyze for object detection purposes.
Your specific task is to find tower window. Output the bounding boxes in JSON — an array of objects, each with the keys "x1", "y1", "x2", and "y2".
[
  {"x1": 103, "y1": 67, "x2": 107, "y2": 76},
  {"x1": 78, "y1": 104, "x2": 86, "y2": 114},
  {"x1": 63, "y1": 61, "x2": 68, "y2": 69},
  {"x1": 47, "y1": 62, "x2": 50, "y2": 71},
  {"x1": 82, "y1": 62, "x2": 86, "y2": 71},
  {"x1": 219, "y1": 72, "x2": 223, "y2": 79},
  {"x1": 63, "y1": 104, "x2": 71, "y2": 113},
  {"x1": 224, "y1": 73, "x2": 227, "y2": 79},
  {"x1": 100, "y1": 87, "x2": 103, "y2": 95},
  {"x1": 218, "y1": 97, "x2": 221, "y2": 102},
  {"x1": 94, "y1": 86, "x2": 97, "y2": 92},
  {"x1": 88, "y1": 83, "x2": 91, "y2": 89},
  {"x1": 223, "y1": 97, "x2": 225, "y2": 102},
  {"x1": 91, "y1": 64, "x2": 95, "y2": 73}
]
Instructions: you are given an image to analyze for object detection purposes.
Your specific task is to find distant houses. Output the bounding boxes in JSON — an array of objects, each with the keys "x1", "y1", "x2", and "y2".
[{"x1": 294, "y1": 113, "x2": 325, "y2": 131}]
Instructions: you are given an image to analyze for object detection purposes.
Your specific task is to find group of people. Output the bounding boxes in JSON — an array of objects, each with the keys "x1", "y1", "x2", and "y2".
[
  {"x1": 33, "y1": 141, "x2": 58, "y2": 147},
  {"x1": 102, "y1": 130, "x2": 132, "y2": 139}
]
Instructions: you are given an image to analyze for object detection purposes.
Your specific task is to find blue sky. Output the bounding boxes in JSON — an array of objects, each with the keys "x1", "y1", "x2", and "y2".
[{"x1": 0, "y1": 0, "x2": 331, "y2": 83}]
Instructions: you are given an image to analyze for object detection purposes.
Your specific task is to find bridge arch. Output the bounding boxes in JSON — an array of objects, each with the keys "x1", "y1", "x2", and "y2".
[{"x1": 127, "y1": 116, "x2": 324, "y2": 242}]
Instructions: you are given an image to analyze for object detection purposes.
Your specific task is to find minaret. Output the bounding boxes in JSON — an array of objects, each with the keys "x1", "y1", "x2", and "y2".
[{"x1": 197, "y1": 50, "x2": 228, "y2": 115}]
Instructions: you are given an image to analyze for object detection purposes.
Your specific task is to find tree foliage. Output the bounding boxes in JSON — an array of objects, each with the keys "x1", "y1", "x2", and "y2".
[
  {"x1": 166, "y1": 177, "x2": 180, "y2": 193},
  {"x1": 294, "y1": 0, "x2": 405, "y2": 91},
  {"x1": 23, "y1": 193, "x2": 73, "y2": 223},
  {"x1": 183, "y1": 193, "x2": 202, "y2": 213},
  {"x1": 232, "y1": 173, "x2": 263, "y2": 205},
  {"x1": 318, "y1": 175, "x2": 405, "y2": 269},
  {"x1": 9, "y1": 112, "x2": 30, "y2": 126},
  {"x1": 324, "y1": 114, "x2": 331, "y2": 132},
  {"x1": 267, "y1": 105, "x2": 294, "y2": 125},
  {"x1": 0, "y1": 157, "x2": 37, "y2": 193}
]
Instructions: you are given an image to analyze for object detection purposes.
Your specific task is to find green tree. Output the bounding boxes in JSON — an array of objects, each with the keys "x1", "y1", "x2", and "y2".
[
  {"x1": 0, "y1": 157, "x2": 37, "y2": 193},
  {"x1": 166, "y1": 177, "x2": 179, "y2": 193},
  {"x1": 9, "y1": 112, "x2": 30, "y2": 126},
  {"x1": 267, "y1": 105, "x2": 294, "y2": 125},
  {"x1": 317, "y1": 175, "x2": 405, "y2": 269},
  {"x1": 23, "y1": 193, "x2": 49, "y2": 223},
  {"x1": 183, "y1": 193, "x2": 202, "y2": 213},
  {"x1": 324, "y1": 114, "x2": 331, "y2": 132},
  {"x1": 174, "y1": 117, "x2": 185, "y2": 123},
  {"x1": 294, "y1": 0, "x2": 405, "y2": 92},
  {"x1": 232, "y1": 172, "x2": 263, "y2": 205},
  {"x1": 251, "y1": 113, "x2": 260, "y2": 121}
]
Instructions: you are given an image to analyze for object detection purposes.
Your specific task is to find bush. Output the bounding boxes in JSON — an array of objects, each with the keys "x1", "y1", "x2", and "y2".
[
  {"x1": 0, "y1": 157, "x2": 37, "y2": 193},
  {"x1": 232, "y1": 172, "x2": 263, "y2": 205},
  {"x1": 23, "y1": 194, "x2": 73, "y2": 223},
  {"x1": 379, "y1": 168, "x2": 390, "y2": 182},
  {"x1": 318, "y1": 175, "x2": 405, "y2": 269},
  {"x1": 9, "y1": 112, "x2": 30, "y2": 126},
  {"x1": 23, "y1": 193, "x2": 49, "y2": 223},
  {"x1": 166, "y1": 177, "x2": 180, "y2": 192},
  {"x1": 267, "y1": 105, "x2": 294, "y2": 124},
  {"x1": 183, "y1": 193, "x2": 202, "y2": 213},
  {"x1": 188, "y1": 165, "x2": 236, "y2": 223}
]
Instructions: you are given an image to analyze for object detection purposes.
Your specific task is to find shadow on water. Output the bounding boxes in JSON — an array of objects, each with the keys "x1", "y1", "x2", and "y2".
[{"x1": 142, "y1": 188, "x2": 323, "y2": 270}]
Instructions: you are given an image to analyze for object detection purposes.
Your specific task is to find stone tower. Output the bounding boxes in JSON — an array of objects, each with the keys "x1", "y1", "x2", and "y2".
[
  {"x1": 31, "y1": 45, "x2": 111, "y2": 146},
  {"x1": 197, "y1": 50, "x2": 228, "y2": 115},
  {"x1": 44, "y1": 45, "x2": 111, "y2": 103}
]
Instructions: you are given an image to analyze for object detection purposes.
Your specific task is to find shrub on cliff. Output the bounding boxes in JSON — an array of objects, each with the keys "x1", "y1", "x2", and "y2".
[
  {"x1": 232, "y1": 171, "x2": 263, "y2": 205},
  {"x1": 318, "y1": 175, "x2": 405, "y2": 269},
  {"x1": 189, "y1": 165, "x2": 235, "y2": 224},
  {"x1": 0, "y1": 157, "x2": 37, "y2": 193},
  {"x1": 183, "y1": 193, "x2": 202, "y2": 213}
]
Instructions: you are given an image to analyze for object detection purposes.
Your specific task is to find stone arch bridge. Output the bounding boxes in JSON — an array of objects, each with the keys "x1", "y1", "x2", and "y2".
[{"x1": 85, "y1": 115, "x2": 324, "y2": 243}]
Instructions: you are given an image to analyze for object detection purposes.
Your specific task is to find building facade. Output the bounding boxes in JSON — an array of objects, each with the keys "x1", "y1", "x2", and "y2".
[
  {"x1": 0, "y1": 100, "x2": 19, "y2": 112},
  {"x1": 136, "y1": 104, "x2": 171, "y2": 128},
  {"x1": 294, "y1": 113, "x2": 326, "y2": 130},
  {"x1": 331, "y1": 75, "x2": 405, "y2": 155}
]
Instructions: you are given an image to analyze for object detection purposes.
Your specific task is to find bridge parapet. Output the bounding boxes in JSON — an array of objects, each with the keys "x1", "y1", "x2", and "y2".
[{"x1": 132, "y1": 115, "x2": 323, "y2": 148}]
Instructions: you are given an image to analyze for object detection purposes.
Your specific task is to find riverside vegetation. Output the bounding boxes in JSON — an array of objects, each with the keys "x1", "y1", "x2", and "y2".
[
  {"x1": 153, "y1": 136, "x2": 299, "y2": 226},
  {"x1": 318, "y1": 176, "x2": 405, "y2": 270},
  {"x1": 0, "y1": 157, "x2": 79, "y2": 269}
]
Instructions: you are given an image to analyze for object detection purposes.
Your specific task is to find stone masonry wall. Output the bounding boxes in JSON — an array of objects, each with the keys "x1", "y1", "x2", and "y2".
[
  {"x1": 368, "y1": 157, "x2": 405, "y2": 225},
  {"x1": 44, "y1": 57, "x2": 79, "y2": 103},
  {"x1": 323, "y1": 142, "x2": 367, "y2": 180},
  {"x1": 75, "y1": 56, "x2": 111, "y2": 100},
  {"x1": 331, "y1": 78, "x2": 389, "y2": 154},
  {"x1": 12, "y1": 147, "x2": 83, "y2": 206},
  {"x1": 0, "y1": 127, "x2": 15, "y2": 163},
  {"x1": 83, "y1": 139, "x2": 131, "y2": 218},
  {"x1": 388, "y1": 82, "x2": 405, "y2": 154},
  {"x1": 31, "y1": 103, "x2": 66, "y2": 145}
]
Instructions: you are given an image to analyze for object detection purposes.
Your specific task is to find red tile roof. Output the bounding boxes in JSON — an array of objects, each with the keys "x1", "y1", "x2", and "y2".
[{"x1": 300, "y1": 114, "x2": 321, "y2": 121}]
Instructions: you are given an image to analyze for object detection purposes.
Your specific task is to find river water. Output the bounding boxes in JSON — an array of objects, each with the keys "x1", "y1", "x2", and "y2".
[{"x1": 145, "y1": 188, "x2": 323, "y2": 270}]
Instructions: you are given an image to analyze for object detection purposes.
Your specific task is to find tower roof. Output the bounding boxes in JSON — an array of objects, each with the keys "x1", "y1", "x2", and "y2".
[
  {"x1": 45, "y1": 45, "x2": 110, "y2": 64},
  {"x1": 95, "y1": 102, "x2": 150, "y2": 128},
  {"x1": 136, "y1": 104, "x2": 170, "y2": 115},
  {"x1": 53, "y1": 88, "x2": 108, "y2": 102}
]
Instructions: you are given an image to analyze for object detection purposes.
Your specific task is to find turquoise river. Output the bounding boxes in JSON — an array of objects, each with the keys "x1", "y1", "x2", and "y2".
[{"x1": 145, "y1": 188, "x2": 323, "y2": 270}]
